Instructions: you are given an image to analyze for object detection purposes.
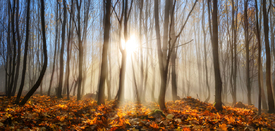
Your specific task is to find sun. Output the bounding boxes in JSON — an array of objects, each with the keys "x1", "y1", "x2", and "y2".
[{"x1": 122, "y1": 35, "x2": 139, "y2": 54}]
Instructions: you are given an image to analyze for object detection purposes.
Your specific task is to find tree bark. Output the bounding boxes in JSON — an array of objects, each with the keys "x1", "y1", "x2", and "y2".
[
  {"x1": 255, "y1": 0, "x2": 262, "y2": 114},
  {"x1": 57, "y1": 0, "x2": 67, "y2": 98},
  {"x1": 263, "y1": 0, "x2": 275, "y2": 113},
  {"x1": 244, "y1": 0, "x2": 251, "y2": 105},
  {"x1": 48, "y1": 0, "x2": 59, "y2": 96},
  {"x1": 202, "y1": 0, "x2": 210, "y2": 102},
  {"x1": 210, "y1": 0, "x2": 223, "y2": 111},
  {"x1": 15, "y1": 0, "x2": 31, "y2": 104},
  {"x1": 12, "y1": 0, "x2": 21, "y2": 96},
  {"x1": 77, "y1": 0, "x2": 83, "y2": 100},
  {"x1": 97, "y1": 0, "x2": 111, "y2": 105},
  {"x1": 154, "y1": 0, "x2": 167, "y2": 110},
  {"x1": 19, "y1": 0, "x2": 48, "y2": 106}
]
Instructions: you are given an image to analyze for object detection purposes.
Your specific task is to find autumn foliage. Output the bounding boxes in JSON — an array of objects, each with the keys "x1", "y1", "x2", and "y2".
[{"x1": 0, "y1": 95, "x2": 275, "y2": 130}]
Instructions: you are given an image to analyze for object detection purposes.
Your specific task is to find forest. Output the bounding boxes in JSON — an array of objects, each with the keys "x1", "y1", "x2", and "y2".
[{"x1": 0, "y1": 0, "x2": 275, "y2": 130}]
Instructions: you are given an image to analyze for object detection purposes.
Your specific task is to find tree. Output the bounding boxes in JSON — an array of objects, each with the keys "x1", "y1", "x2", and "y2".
[
  {"x1": 8, "y1": 0, "x2": 17, "y2": 98},
  {"x1": 64, "y1": 0, "x2": 74, "y2": 99},
  {"x1": 170, "y1": 1, "x2": 179, "y2": 101},
  {"x1": 76, "y1": 0, "x2": 83, "y2": 100},
  {"x1": 244, "y1": 0, "x2": 251, "y2": 105},
  {"x1": 97, "y1": 0, "x2": 111, "y2": 105},
  {"x1": 255, "y1": 0, "x2": 262, "y2": 115},
  {"x1": 154, "y1": 0, "x2": 198, "y2": 110},
  {"x1": 12, "y1": 0, "x2": 22, "y2": 96},
  {"x1": 230, "y1": 0, "x2": 238, "y2": 105},
  {"x1": 116, "y1": 0, "x2": 133, "y2": 103},
  {"x1": 57, "y1": 0, "x2": 67, "y2": 98},
  {"x1": 263, "y1": 0, "x2": 275, "y2": 113},
  {"x1": 202, "y1": 0, "x2": 210, "y2": 102},
  {"x1": 19, "y1": 0, "x2": 48, "y2": 106},
  {"x1": 208, "y1": 0, "x2": 222, "y2": 111},
  {"x1": 48, "y1": 0, "x2": 59, "y2": 96},
  {"x1": 15, "y1": 0, "x2": 31, "y2": 104}
]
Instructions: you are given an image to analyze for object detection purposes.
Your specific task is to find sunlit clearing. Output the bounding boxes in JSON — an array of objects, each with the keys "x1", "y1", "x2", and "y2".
[{"x1": 122, "y1": 35, "x2": 139, "y2": 55}]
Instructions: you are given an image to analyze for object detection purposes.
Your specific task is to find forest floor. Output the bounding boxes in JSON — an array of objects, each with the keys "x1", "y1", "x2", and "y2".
[{"x1": 0, "y1": 95, "x2": 275, "y2": 131}]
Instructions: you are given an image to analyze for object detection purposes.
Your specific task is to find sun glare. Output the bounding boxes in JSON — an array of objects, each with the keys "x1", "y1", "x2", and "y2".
[{"x1": 122, "y1": 35, "x2": 139, "y2": 54}]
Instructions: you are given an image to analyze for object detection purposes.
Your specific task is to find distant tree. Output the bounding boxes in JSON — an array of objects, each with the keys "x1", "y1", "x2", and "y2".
[
  {"x1": 48, "y1": 0, "x2": 59, "y2": 96},
  {"x1": 64, "y1": 0, "x2": 74, "y2": 99},
  {"x1": 244, "y1": 0, "x2": 251, "y2": 105},
  {"x1": 202, "y1": 0, "x2": 210, "y2": 102},
  {"x1": 57, "y1": 0, "x2": 67, "y2": 98},
  {"x1": 230, "y1": 0, "x2": 238, "y2": 105}
]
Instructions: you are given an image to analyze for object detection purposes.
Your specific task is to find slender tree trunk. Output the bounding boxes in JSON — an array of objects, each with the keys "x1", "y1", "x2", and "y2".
[
  {"x1": 263, "y1": 0, "x2": 275, "y2": 113},
  {"x1": 8, "y1": 1, "x2": 17, "y2": 98},
  {"x1": 170, "y1": 2, "x2": 178, "y2": 101},
  {"x1": 255, "y1": 0, "x2": 263, "y2": 112},
  {"x1": 5, "y1": 1, "x2": 10, "y2": 95},
  {"x1": 77, "y1": 1, "x2": 83, "y2": 100},
  {"x1": 48, "y1": 1, "x2": 59, "y2": 96},
  {"x1": 57, "y1": 0, "x2": 66, "y2": 98},
  {"x1": 64, "y1": 0, "x2": 74, "y2": 99},
  {"x1": 138, "y1": 0, "x2": 144, "y2": 102},
  {"x1": 15, "y1": 0, "x2": 30, "y2": 104},
  {"x1": 230, "y1": 0, "x2": 238, "y2": 105},
  {"x1": 12, "y1": 0, "x2": 21, "y2": 96},
  {"x1": 244, "y1": 0, "x2": 251, "y2": 105},
  {"x1": 202, "y1": 0, "x2": 210, "y2": 102}
]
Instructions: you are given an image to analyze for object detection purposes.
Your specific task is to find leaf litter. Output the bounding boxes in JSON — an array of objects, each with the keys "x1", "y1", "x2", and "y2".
[{"x1": 0, "y1": 95, "x2": 274, "y2": 130}]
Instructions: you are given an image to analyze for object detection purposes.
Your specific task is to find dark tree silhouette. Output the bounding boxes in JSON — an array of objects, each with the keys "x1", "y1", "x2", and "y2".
[
  {"x1": 97, "y1": 0, "x2": 111, "y2": 105},
  {"x1": 15, "y1": 0, "x2": 31, "y2": 104},
  {"x1": 19, "y1": 0, "x2": 48, "y2": 106},
  {"x1": 209, "y1": 0, "x2": 223, "y2": 111}
]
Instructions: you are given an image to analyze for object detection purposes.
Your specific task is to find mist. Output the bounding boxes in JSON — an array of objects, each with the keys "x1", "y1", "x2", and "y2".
[{"x1": 0, "y1": 0, "x2": 274, "y2": 113}]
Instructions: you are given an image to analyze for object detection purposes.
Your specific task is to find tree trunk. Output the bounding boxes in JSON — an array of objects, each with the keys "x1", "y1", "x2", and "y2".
[
  {"x1": 170, "y1": 2, "x2": 178, "y2": 101},
  {"x1": 263, "y1": 0, "x2": 275, "y2": 113},
  {"x1": 202, "y1": 0, "x2": 210, "y2": 102},
  {"x1": 210, "y1": 0, "x2": 223, "y2": 111},
  {"x1": 57, "y1": 0, "x2": 66, "y2": 98},
  {"x1": 12, "y1": 0, "x2": 21, "y2": 96},
  {"x1": 77, "y1": 1, "x2": 83, "y2": 100},
  {"x1": 48, "y1": 0, "x2": 59, "y2": 96},
  {"x1": 244, "y1": 0, "x2": 251, "y2": 105},
  {"x1": 154, "y1": 0, "x2": 167, "y2": 110},
  {"x1": 97, "y1": 0, "x2": 111, "y2": 105},
  {"x1": 15, "y1": 0, "x2": 31, "y2": 104},
  {"x1": 19, "y1": 0, "x2": 48, "y2": 106},
  {"x1": 65, "y1": 0, "x2": 74, "y2": 99},
  {"x1": 8, "y1": 1, "x2": 17, "y2": 98},
  {"x1": 230, "y1": 0, "x2": 238, "y2": 105}
]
